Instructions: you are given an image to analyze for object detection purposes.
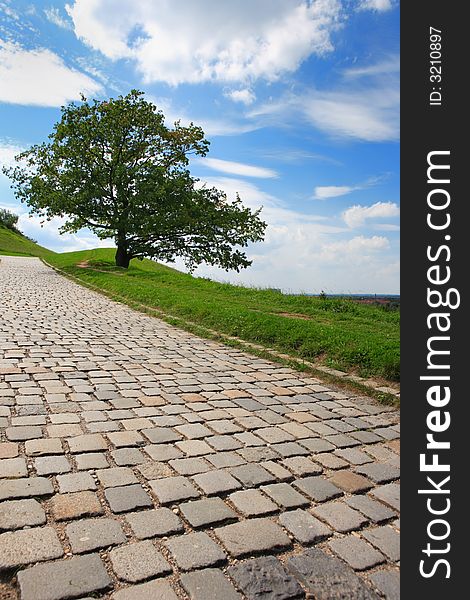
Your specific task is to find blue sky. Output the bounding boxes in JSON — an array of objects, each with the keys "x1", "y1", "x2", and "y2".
[{"x1": 0, "y1": 0, "x2": 399, "y2": 293}]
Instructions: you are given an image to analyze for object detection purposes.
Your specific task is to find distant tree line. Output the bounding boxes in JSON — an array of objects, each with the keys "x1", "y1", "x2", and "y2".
[{"x1": 0, "y1": 208, "x2": 19, "y2": 231}]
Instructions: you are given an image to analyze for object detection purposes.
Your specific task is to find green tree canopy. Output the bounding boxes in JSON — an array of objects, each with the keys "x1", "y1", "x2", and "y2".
[
  {"x1": 3, "y1": 90, "x2": 266, "y2": 268},
  {"x1": 0, "y1": 208, "x2": 19, "y2": 230}
]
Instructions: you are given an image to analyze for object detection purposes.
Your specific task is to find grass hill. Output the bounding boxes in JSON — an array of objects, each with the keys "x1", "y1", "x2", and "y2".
[
  {"x1": 0, "y1": 237, "x2": 400, "y2": 387},
  {"x1": 46, "y1": 248, "x2": 400, "y2": 384},
  {"x1": 0, "y1": 225, "x2": 55, "y2": 258}
]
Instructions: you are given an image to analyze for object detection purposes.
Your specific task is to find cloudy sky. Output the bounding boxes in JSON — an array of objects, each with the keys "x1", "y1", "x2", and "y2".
[{"x1": 0, "y1": 0, "x2": 399, "y2": 294}]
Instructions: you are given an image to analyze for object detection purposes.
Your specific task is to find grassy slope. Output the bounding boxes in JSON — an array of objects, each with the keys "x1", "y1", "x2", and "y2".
[
  {"x1": 47, "y1": 248, "x2": 400, "y2": 382},
  {"x1": 0, "y1": 225, "x2": 55, "y2": 258}
]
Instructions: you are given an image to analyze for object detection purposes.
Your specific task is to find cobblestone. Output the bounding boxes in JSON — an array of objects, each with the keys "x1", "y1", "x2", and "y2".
[
  {"x1": 111, "y1": 447, "x2": 146, "y2": 465},
  {"x1": 329, "y1": 470, "x2": 373, "y2": 493},
  {"x1": 149, "y1": 475, "x2": 200, "y2": 504},
  {"x1": 35, "y1": 455, "x2": 71, "y2": 475},
  {"x1": 0, "y1": 499, "x2": 46, "y2": 531},
  {"x1": 362, "y1": 525, "x2": 400, "y2": 561},
  {"x1": 107, "y1": 430, "x2": 145, "y2": 447},
  {"x1": 66, "y1": 517, "x2": 126, "y2": 553},
  {"x1": 142, "y1": 427, "x2": 182, "y2": 443},
  {"x1": 112, "y1": 579, "x2": 179, "y2": 600},
  {"x1": 105, "y1": 484, "x2": 153, "y2": 513},
  {"x1": 179, "y1": 497, "x2": 237, "y2": 528},
  {"x1": 0, "y1": 457, "x2": 28, "y2": 478},
  {"x1": 334, "y1": 447, "x2": 373, "y2": 465},
  {"x1": 328, "y1": 536, "x2": 385, "y2": 570},
  {"x1": 279, "y1": 508, "x2": 332, "y2": 544},
  {"x1": 5, "y1": 425, "x2": 43, "y2": 441},
  {"x1": 0, "y1": 476, "x2": 54, "y2": 500},
  {"x1": 17, "y1": 554, "x2": 112, "y2": 600},
  {"x1": 229, "y1": 463, "x2": 276, "y2": 487},
  {"x1": 96, "y1": 466, "x2": 138, "y2": 487},
  {"x1": 169, "y1": 457, "x2": 212, "y2": 475},
  {"x1": 137, "y1": 460, "x2": 173, "y2": 479},
  {"x1": 0, "y1": 526, "x2": 63, "y2": 569},
  {"x1": 215, "y1": 517, "x2": 291, "y2": 557},
  {"x1": 261, "y1": 460, "x2": 293, "y2": 481},
  {"x1": 293, "y1": 476, "x2": 342, "y2": 502},
  {"x1": 370, "y1": 483, "x2": 400, "y2": 511},
  {"x1": 281, "y1": 456, "x2": 322, "y2": 476},
  {"x1": 75, "y1": 452, "x2": 109, "y2": 470},
  {"x1": 67, "y1": 433, "x2": 108, "y2": 453},
  {"x1": 261, "y1": 482, "x2": 309, "y2": 509},
  {"x1": 312, "y1": 452, "x2": 348, "y2": 470},
  {"x1": 176, "y1": 439, "x2": 214, "y2": 456},
  {"x1": 192, "y1": 469, "x2": 242, "y2": 495},
  {"x1": 57, "y1": 471, "x2": 96, "y2": 493},
  {"x1": 180, "y1": 568, "x2": 243, "y2": 600},
  {"x1": 369, "y1": 569, "x2": 400, "y2": 600},
  {"x1": 287, "y1": 547, "x2": 379, "y2": 599},
  {"x1": 0, "y1": 442, "x2": 18, "y2": 458},
  {"x1": 0, "y1": 257, "x2": 400, "y2": 598},
  {"x1": 345, "y1": 495, "x2": 397, "y2": 523},
  {"x1": 312, "y1": 501, "x2": 368, "y2": 533},
  {"x1": 109, "y1": 540, "x2": 171, "y2": 582},
  {"x1": 126, "y1": 507, "x2": 184, "y2": 539},
  {"x1": 164, "y1": 531, "x2": 226, "y2": 570},
  {"x1": 228, "y1": 556, "x2": 304, "y2": 600},
  {"x1": 229, "y1": 489, "x2": 278, "y2": 516},
  {"x1": 356, "y1": 462, "x2": 400, "y2": 484},
  {"x1": 298, "y1": 438, "x2": 335, "y2": 453},
  {"x1": 207, "y1": 451, "x2": 245, "y2": 469},
  {"x1": 50, "y1": 491, "x2": 103, "y2": 520}
]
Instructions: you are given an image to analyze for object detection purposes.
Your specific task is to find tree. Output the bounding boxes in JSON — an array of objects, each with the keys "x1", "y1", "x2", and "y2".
[
  {"x1": 0, "y1": 208, "x2": 19, "y2": 231},
  {"x1": 3, "y1": 90, "x2": 266, "y2": 268}
]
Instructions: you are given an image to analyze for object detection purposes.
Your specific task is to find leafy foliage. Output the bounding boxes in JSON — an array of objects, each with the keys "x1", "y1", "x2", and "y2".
[
  {"x1": 0, "y1": 208, "x2": 19, "y2": 230},
  {"x1": 3, "y1": 90, "x2": 266, "y2": 268}
]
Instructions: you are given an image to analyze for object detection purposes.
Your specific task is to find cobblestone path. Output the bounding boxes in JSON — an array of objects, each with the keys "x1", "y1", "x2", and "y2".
[{"x1": 0, "y1": 256, "x2": 400, "y2": 599}]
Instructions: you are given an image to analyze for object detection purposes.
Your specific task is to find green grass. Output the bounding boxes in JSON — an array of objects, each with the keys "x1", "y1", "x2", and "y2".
[
  {"x1": 46, "y1": 248, "x2": 400, "y2": 383},
  {"x1": 0, "y1": 225, "x2": 55, "y2": 258}
]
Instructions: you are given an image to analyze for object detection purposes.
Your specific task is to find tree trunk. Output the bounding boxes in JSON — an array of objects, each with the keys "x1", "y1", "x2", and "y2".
[{"x1": 115, "y1": 243, "x2": 131, "y2": 268}]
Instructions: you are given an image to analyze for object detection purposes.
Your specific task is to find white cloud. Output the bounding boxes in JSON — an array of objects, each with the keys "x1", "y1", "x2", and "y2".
[
  {"x1": 251, "y1": 78, "x2": 399, "y2": 142},
  {"x1": 342, "y1": 201, "x2": 399, "y2": 228},
  {"x1": 0, "y1": 40, "x2": 102, "y2": 106},
  {"x1": 300, "y1": 86, "x2": 399, "y2": 142},
  {"x1": 0, "y1": 139, "x2": 24, "y2": 172},
  {"x1": 320, "y1": 235, "x2": 389, "y2": 257},
  {"x1": 66, "y1": 0, "x2": 343, "y2": 85},
  {"x1": 248, "y1": 52, "x2": 399, "y2": 142},
  {"x1": 343, "y1": 55, "x2": 399, "y2": 78},
  {"x1": 44, "y1": 7, "x2": 73, "y2": 29},
  {"x1": 0, "y1": 3, "x2": 19, "y2": 20},
  {"x1": 197, "y1": 118, "x2": 258, "y2": 137},
  {"x1": 148, "y1": 95, "x2": 259, "y2": 137},
  {"x1": 183, "y1": 177, "x2": 398, "y2": 293},
  {"x1": 17, "y1": 212, "x2": 113, "y2": 253},
  {"x1": 196, "y1": 176, "x2": 338, "y2": 227},
  {"x1": 262, "y1": 149, "x2": 342, "y2": 165},
  {"x1": 226, "y1": 89, "x2": 256, "y2": 105},
  {"x1": 373, "y1": 223, "x2": 400, "y2": 231},
  {"x1": 197, "y1": 158, "x2": 278, "y2": 179},
  {"x1": 312, "y1": 174, "x2": 387, "y2": 200},
  {"x1": 313, "y1": 185, "x2": 355, "y2": 200},
  {"x1": 357, "y1": 0, "x2": 393, "y2": 12},
  {"x1": 1, "y1": 194, "x2": 112, "y2": 252}
]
